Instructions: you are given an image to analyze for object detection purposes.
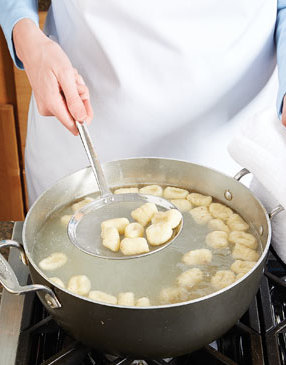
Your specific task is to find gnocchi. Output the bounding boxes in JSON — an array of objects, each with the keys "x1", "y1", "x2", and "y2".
[
  {"x1": 60, "y1": 215, "x2": 72, "y2": 226},
  {"x1": 206, "y1": 231, "x2": 229, "y2": 249},
  {"x1": 88, "y1": 290, "x2": 117, "y2": 304},
  {"x1": 101, "y1": 226, "x2": 120, "y2": 252},
  {"x1": 39, "y1": 252, "x2": 67, "y2": 271},
  {"x1": 236, "y1": 272, "x2": 245, "y2": 280},
  {"x1": 230, "y1": 260, "x2": 256, "y2": 274},
  {"x1": 146, "y1": 223, "x2": 173, "y2": 246},
  {"x1": 163, "y1": 186, "x2": 189, "y2": 199},
  {"x1": 232, "y1": 243, "x2": 259, "y2": 262},
  {"x1": 124, "y1": 222, "x2": 144, "y2": 238},
  {"x1": 176, "y1": 268, "x2": 203, "y2": 289},
  {"x1": 49, "y1": 277, "x2": 65, "y2": 288},
  {"x1": 118, "y1": 292, "x2": 135, "y2": 306},
  {"x1": 36, "y1": 181, "x2": 264, "y2": 307},
  {"x1": 101, "y1": 217, "x2": 130, "y2": 235},
  {"x1": 211, "y1": 270, "x2": 236, "y2": 290},
  {"x1": 182, "y1": 249, "x2": 212, "y2": 266},
  {"x1": 170, "y1": 199, "x2": 192, "y2": 212},
  {"x1": 227, "y1": 214, "x2": 249, "y2": 231},
  {"x1": 114, "y1": 187, "x2": 139, "y2": 194},
  {"x1": 71, "y1": 197, "x2": 94, "y2": 212},
  {"x1": 208, "y1": 219, "x2": 230, "y2": 233},
  {"x1": 187, "y1": 193, "x2": 212, "y2": 207},
  {"x1": 229, "y1": 231, "x2": 257, "y2": 249},
  {"x1": 159, "y1": 286, "x2": 189, "y2": 304},
  {"x1": 131, "y1": 202, "x2": 158, "y2": 226},
  {"x1": 120, "y1": 237, "x2": 150, "y2": 255},
  {"x1": 189, "y1": 206, "x2": 212, "y2": 225},
  {"x1": 67, "y1": 275, "x2": 91, "y2": 296},
  {"x1": 209, "y1": 203, "x2": 233, "y2": 221},
  {"x1": 136, "y1": 297, "x2": 151, "y2": 307},
  {"x1": 139, "y1": 185, "x2": 163, "y2": 196},
  {"x1": 151, "y1": 209, "x2": 182, "y2": 229}
]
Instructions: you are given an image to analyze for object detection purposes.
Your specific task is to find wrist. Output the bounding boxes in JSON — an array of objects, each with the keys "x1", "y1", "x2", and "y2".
[{"x1": 13, "y1": 18, "x2": 47, "y2": 64}]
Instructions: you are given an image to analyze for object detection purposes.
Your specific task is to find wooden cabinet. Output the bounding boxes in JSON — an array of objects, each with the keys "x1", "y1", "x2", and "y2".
[
  {"x1": 0, "y1": 11, "x2": 47, "y2": 220},
  {"x1": 0, "y1": 105, "x2": 24, "y2": 220}
]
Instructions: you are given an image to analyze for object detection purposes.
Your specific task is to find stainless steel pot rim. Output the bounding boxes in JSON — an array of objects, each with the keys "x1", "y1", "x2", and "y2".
[
  {"x1": 22, "y1": 157, "x2": 272, "y2": 310},
  {"x1": 24, "y1": 156, "x2": 251, "y2": 213}
]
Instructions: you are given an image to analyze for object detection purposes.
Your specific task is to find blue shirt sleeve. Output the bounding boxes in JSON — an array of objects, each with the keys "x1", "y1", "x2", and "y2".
[
  {"x1": 276, "y1": 0, "x2": 286, "y2": 118},
  {"x1": 0, "y1": 0, "x2": 39, "y2": 69}
]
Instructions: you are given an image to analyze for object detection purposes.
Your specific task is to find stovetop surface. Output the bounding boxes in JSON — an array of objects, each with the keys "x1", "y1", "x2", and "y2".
[{"x1": 0, "y1": 222, "x2": 286, "y2": 365}]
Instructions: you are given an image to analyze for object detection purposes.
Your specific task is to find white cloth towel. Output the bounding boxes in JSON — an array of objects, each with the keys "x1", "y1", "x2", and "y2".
[{"x1": 228, "y1": 107, "x2": 286, "y2": 263}]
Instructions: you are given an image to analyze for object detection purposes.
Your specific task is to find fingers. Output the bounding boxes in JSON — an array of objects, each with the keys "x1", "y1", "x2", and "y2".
[
  {"x1": 54, "y1": 77, "x2": 93, "y2": 131},
  {"x1": 36, "y1": 64, "x2": 93, "y2": 134},
  {"x1": 54, "y1": 102, "x2": 79, "y2": 135},
  {"x1": 73, "y1": 68, "x2": 79, "y2": 79},
  {"x1": 51, "y1": 88, "x2": 79, "y2": 135},
  {"x1": 57, "y1": 67, "x2": 87, "y2": 122},
  {"x1": 62, "y1": 68, "x2": 93, "y2": 125},
  {"x1": 83, "y1": 98, "x2": 93, "y2": 125},
  {"x1": 77, "y1": 84, "x2": 89, "y2": 100},
  {"x1": 76, "y1": 77, "x2": 94, "y2": 124}
]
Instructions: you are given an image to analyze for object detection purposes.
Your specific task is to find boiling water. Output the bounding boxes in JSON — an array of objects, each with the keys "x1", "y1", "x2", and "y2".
[{"x1": 32, "y1": 191, "x2": 262, "y2": 305}]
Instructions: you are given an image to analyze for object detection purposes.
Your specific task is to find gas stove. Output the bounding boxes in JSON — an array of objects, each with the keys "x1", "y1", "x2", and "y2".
[{"x1": 0, "y1": 222, "x2": 285, "y2": 365}]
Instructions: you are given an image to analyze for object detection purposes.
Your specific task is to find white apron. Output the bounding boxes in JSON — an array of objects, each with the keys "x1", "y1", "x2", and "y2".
[{"x1": 25, "y1": 0, "x2": 277, "y2": 205}]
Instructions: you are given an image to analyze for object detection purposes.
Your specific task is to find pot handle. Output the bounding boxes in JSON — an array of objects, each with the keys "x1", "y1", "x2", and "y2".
[
  {"x1": 233, "y1": 168, "x2": 251, "y2": 181},
  {"x1": 233, "y1": 168, "x2": 285, "y2": 220},
  {"x1": 0, "y1": 240, "x2": 61, "y2": 309}
]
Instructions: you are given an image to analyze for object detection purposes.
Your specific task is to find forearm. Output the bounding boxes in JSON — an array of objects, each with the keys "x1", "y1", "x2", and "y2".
[
  {"x1": 0, "y1": 0, "x2": 39, "y2": 69},
  {"x1": 276, "y1": 0, "x2": 286, "y2": 118}
]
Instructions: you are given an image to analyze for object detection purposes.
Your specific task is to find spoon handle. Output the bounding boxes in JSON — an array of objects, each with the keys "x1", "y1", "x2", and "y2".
[{"x1": 76, "y1": 121, "x2": 111, "y2": 196}]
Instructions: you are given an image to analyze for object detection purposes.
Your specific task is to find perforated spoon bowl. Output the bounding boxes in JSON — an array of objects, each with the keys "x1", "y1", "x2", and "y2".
[{"x1": 67, "y1": 122, "x2": 183, "y2": 259}]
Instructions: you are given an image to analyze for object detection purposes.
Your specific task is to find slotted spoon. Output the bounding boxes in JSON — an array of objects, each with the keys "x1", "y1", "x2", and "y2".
[{"x1": 67, "y1": 121, "x2": 183, "y2": 259}]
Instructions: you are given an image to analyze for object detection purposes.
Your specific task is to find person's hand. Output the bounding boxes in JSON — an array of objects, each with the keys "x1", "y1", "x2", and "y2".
[
  {"x1": 13, "y1": 19, "x2": 93, "y2": 135},
  {"x1": 282, "y1": 95, "x2": 286, "y2": 127}
]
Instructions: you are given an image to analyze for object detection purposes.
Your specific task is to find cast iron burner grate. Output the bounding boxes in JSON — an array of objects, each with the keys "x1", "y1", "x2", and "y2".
[{"x1": 10, "y1": 248, "x2": 286, "y2": 365}]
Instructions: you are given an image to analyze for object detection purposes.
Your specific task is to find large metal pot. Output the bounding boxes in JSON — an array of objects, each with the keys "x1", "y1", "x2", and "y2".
[{"x1": 0, "y1": 158, "x2": 282, "y2": 358}]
